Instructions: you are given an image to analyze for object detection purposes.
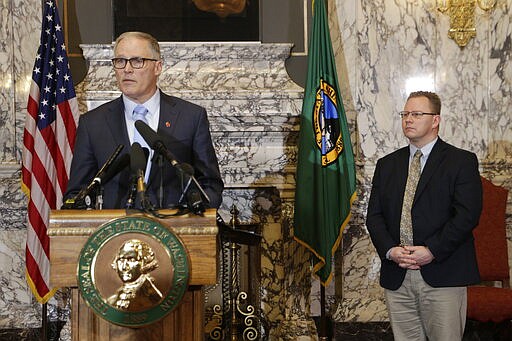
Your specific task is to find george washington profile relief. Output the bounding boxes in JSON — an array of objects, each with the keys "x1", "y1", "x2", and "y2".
[{"x1": 107, "y1": 239, "x2": 163, "y2": 311}]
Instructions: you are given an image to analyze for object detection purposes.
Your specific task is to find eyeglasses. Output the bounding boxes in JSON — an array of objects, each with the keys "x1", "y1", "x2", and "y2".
[
  {"x1": 398, "y1": 111, "x2": 439, "y2": 119},
  {"x1": 111, "y1": 57, "x2": 158, "y2": 69}
]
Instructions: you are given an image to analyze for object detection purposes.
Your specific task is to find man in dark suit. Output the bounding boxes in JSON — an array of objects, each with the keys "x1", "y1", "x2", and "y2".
[
  {"x1": 366, "y1": 91, "x2": 482, "y2": 340},
  {"x1": 64, "y1": 31, "x2": 223, "y2": 209}
]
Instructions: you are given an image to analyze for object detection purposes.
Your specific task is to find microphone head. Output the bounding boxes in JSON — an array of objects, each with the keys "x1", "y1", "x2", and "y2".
[
  {"x1": 94, "y1": 144, "x2": 124, "y2": 182},
  {"x1": 101, "y1": 153, "x2": 130, "y2": 184},
  {"x1": 135, "y1": 120, "x2": 161, "y2": 148},
  {"x1": 187, "y1": 189, "x2": 205, "y2": 215},
  {"x1": 179, "y1": 162, "x2": 194, "y2": 176},
  {"x1": 130, "y1": 142, "x2": 148, "y2": 174},
  {"x1": 142, "y1": 147, "x2": 150, "y2": 162}
]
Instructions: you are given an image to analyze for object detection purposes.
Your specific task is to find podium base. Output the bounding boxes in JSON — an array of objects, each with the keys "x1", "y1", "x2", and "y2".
[{"x1": 71, "y1": 286, "x2": 204, "y2": 341}]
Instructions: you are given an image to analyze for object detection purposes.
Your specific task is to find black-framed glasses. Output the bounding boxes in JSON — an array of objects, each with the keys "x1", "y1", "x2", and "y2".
[
  {"x1": 111, "y1": 57, "x2": 158, "y2": 69},
  {"x1": 399, "y1": 111, "x2": 439, "y2": 119}
]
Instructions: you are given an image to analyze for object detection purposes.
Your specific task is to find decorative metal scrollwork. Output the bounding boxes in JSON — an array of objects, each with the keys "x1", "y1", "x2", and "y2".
[
  {"x1": 208, "y1": 205, "x2": 262, "y2": 340},
  {"x1": 209, "y1": 304, "x2": 224, "y2": 340},
  {"x1": 237, "y1": 292, "x2": 258, "y2": 340}
]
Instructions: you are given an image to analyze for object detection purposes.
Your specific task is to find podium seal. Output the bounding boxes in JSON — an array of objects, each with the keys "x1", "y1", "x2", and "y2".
[{"x1": 77, "y1": 216, "x2": 190, "y2": 327}]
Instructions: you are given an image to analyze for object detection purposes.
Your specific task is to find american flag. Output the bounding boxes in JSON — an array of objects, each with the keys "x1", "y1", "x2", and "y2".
[{"x1": 21, "y1": 0, "x2": 80, "y2": 303}]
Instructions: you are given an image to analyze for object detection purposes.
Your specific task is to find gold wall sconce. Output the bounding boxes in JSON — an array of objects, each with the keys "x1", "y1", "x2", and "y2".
[
  {"x1": 192, "y1": 0, "x2": 247, "y2": 18},
  {"x1": 437, "y1": 0, "x2": 496, "y2": 47}
]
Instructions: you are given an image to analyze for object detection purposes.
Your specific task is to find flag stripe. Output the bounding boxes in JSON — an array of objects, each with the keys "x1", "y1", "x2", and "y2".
[
  {"x1": 59, "y1": 99, "x2": 78, "y2": 150},
  {"x1": 22, "y1": 0, "x2": 80, "y2": 303},
  {"x1": 27, "y1": 193, "x2": 50, "y2": 253},
  {"x1": 32, "y1": 132, "x2": 58, "y2": 207},
  {"x1": 40, "y1": 125, "x2": 67, "y2": 197},
  {"x1": 26, "y1": 247, "x2": 49, "y2": 294}
]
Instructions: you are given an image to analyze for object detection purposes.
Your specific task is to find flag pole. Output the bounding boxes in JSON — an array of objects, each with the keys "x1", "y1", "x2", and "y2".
[
  {"x1": 294, "y1": 0, "x2": 355, "y2": 337},
  {"x1": 41, "y1": 303, "x2": 47, "y2": 340},
  {"x1": 319, "y1": 285, "x2": 328, "y2": 340}
]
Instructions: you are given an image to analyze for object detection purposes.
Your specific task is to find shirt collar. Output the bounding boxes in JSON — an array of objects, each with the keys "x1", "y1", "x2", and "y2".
[
  {"x1": 409, "y1": 137, "x2": 438, "y2": 159},
  {"x1": 123, "y1": 89, "x2": 160, "y2": 120}
]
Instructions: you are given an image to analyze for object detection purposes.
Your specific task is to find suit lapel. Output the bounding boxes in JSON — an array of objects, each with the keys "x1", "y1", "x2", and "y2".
[
  {"x1": 396, "y1": 147, "x2": 410, "y2": 208},
  {"x1": 105, "y1": 97, "x2": 130, "y2": 146},
  {"x1": 413, "y1": 138, "x2": 446, "y2": 203},
  {"x1": 157, "y1": 92, "x2": 180, "y2": 137},
  {"x1": 147, "y1": 92, "x2": 180, "y2": 185}
]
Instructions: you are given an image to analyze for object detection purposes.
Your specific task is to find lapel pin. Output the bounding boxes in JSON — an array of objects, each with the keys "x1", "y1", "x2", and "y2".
[{"x1": 165, "y1": 121, "x2": 171, "y2": 128}]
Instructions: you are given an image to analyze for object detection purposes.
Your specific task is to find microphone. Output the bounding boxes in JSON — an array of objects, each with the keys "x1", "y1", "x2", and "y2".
[
  {"x1": 187, "y1": 188, "x2": 205, "y2": 215},
  {"x1": 176, "y1": 162, "x2": 208, "y2": 215},
  {"x1": 84, "y1": 144, "x2": 124, "y2": 193},
  {"x1": 134, "y1": 120, "x2": 186, "y2": 172},
  {"x1": 99, "y1": 153, "x2": 130, "y2": 185},
  {"x1": 64, "y1": 145, "x2": 124, "y2": 208},
  {"x1": 126, "y1": 144, "x2": 149, "y2": 209},
  {"x1": 129, "y1": 142, "x2": 151, "y2": 210},
  {"x1": 134, "y1": 120, "x2": 210, "y2": 212},
  {"x1": 179, "y1": 163, "x2": 195, "y2": 177}
]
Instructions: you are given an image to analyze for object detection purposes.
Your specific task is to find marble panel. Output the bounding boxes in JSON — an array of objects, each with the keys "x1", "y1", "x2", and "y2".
[
  {"x1": 12, "y1": 0, "x2": 41, "y2": 163},
  {"x1": 356, "y1": 0, "x2": 440, "y2": 162},
  {"x1": 434, "y1": 34, "x2": 489, "y2": 158},
  {"x1": 487, "y1": 2, "x2": 512, "y2": 161},
  {"x1": 0, "y1": 229, "x2": 40, "y2": 328},
  {"x1": 0, "y1": 0, "x2": 41, "y2": 332},
  {"x1": 0, "y1": 0, "x2": 14, "y2": 163},
  {"x1": 0, "y1": 173, "x2": 40, "y2": 328}
]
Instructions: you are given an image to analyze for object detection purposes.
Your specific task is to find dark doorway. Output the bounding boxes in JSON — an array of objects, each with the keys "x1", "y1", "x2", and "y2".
[{"x1": 112, "y1": 0, "x2": 260, "y2": 42}]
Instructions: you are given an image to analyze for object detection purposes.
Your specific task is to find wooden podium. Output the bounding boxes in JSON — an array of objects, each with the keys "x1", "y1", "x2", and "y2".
[{"x1": 48, "y1": 208, "x2": 218, "y2": 341}]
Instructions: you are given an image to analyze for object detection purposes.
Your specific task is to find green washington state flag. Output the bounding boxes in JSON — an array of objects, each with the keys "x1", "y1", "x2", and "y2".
[{"x1": 294, "y1": 0, "x2": 357, "y2": 286}]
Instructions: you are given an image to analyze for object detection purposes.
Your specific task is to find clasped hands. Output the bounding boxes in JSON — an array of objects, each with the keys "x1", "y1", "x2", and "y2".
[{"x1": 389, "y1": 245, "x2": 434, "y2": 269}]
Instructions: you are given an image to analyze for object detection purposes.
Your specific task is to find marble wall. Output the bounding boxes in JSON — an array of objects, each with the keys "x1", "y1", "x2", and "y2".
[
  {"x1": 0, "y1": 0, "x2": 45, "y2": 331},
  {"x1": 0, "y1": 0, "x2": 511, "y2": 340},
  {"x1": 328, "y1": 0, "x2": 512, "y2": 322}
]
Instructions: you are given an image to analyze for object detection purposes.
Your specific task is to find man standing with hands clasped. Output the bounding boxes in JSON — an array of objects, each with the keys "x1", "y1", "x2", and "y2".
[{"x1": 366, "y1": 91, "x2": 482, "y2": 340}]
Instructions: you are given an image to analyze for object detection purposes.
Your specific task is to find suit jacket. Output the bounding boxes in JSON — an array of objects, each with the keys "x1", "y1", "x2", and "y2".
[
  {"x1": 366, "y1": 138, "x2": 482, "y2": 290},
  {"x1": 64, "y1": 91, "x2": 224, "y2": 209}
]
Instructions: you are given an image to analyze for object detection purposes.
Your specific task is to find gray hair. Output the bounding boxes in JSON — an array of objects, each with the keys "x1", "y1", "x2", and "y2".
[{"x1": 114, "y1": 31, "x2": 161, "y2": 59}]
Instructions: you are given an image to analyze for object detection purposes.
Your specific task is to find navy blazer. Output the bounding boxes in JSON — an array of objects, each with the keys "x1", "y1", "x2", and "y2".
[
  {"x1": 366, "y1": 138, "x2": 482, "y2": 290},
  {"x1": 64, "y1": 91, "x2": 224, "y2": 209}
]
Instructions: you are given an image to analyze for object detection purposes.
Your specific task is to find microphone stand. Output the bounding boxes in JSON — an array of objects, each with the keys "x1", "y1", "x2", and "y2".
[
  {"x1": 95, "y1": 186, "x2": 104, "y2": 210},
  {"x1": 177, "y1": 168, "x2": 210, "y2": 215},
  {"x1": 136, "y1": 169, "x2": 156, "y2": 214},
  {"x1": 155, "y1": 154, "x2": 164, "y2": 209},
  {"x1": 188, "y1": 173, "x2": 210, "y2": 204},
  {"x1": 125, "y1": 176, "x2": 138, "y2": 209}
]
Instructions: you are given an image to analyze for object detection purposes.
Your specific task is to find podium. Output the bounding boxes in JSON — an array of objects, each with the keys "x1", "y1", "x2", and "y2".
[{"x1": 48, "y1": 208, "x2": 218, "y2": 341}]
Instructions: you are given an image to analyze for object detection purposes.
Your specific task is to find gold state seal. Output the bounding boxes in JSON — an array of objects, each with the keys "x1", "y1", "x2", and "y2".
[{"x1": 77, "y1": 216, "x2": 189, "y2": 327}]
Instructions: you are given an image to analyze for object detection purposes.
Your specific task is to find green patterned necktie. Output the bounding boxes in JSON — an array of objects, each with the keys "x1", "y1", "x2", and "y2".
[{"x1": 400, "y1": 150, "x2": 423, "y2": 246}]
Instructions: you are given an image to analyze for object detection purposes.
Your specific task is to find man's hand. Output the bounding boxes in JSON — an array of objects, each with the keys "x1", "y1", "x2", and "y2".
[{"x1": 389, "y1": 246, "x2": 434, "y2": 269}]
